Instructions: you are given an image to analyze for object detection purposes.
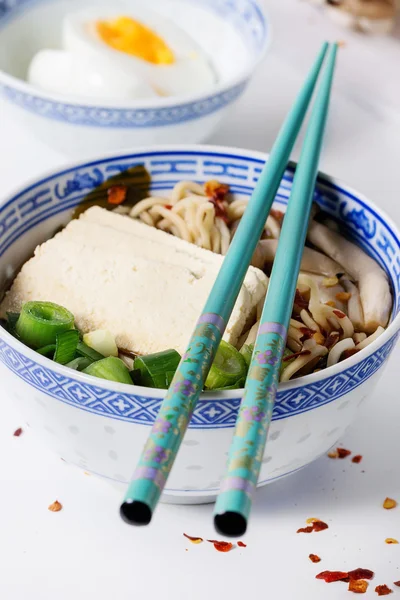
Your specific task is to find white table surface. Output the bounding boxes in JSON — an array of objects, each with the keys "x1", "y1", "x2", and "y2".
[{"x1": 1, "y1": 1, "x2": 400, "y2": 598}]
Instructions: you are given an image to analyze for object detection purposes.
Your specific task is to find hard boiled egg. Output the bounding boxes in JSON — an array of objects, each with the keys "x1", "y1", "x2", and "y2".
[
  {"x1": 28, "y1": 49, "x2": 157, "y2": 100},
  {"x1": 62, "y1": 7, "x2": 217, "y2": 97}
]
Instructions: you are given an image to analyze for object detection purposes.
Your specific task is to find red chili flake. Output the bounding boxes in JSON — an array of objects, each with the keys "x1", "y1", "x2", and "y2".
[
  {"x1": 375, "y1": 584, "x2": 393, "y2": 596},
  {"x1": 348, "y1": 569, "x2": 374, "y2": 581},
  {"x1": 283, "y1": 349, "x2": 311, "y2": 362},
  {"x1": 237, "y1": 541, "x2": 246, "y2": 547},
  {"x1": 294, "y1": 289, "x2": 309, "y2": 309},
  {"x1": 352, "y1": 455, "x2": 363, "y2": 464},
  {"x1": 309, "y1": 554, "x2": 321, "y2": 563},
  {"x1": 13, "y1": 427, "x2": 23, "y2": 437},
  {"x1": 299, "y1": 327, "x2": 315, "y2": 341},
  {"x1": 325, "y1": 331, "x2": 340, "y2": 350},
  {"x1": 393, "y1": 581, "x2": 400, "y2": 587},
  {"x1": 183, "y1": 533, "x2": 203, "y2": 544},
  {"x1": 297, "y1": 526, "x2": 314, "y2": 534},
  {"x1": 349, "y1": 580, "x2": 369, "y2": 593},
  {"x1": 207, "y1": 539, "x2": 234, "y2": 552},
  {"x1": 165, "y1": 204, "x2": 173, "y2": 210},
  {"x1": 107, "y1": 184, "x2": 127, "y2": 205},
  {"x1": 312, "y1": 520, "x2": 328, "y2": 532},
  {"x1": 333, "y1": 309, "x2": 346, "y2": 319},
  {"x1": 204, "y1": 180, "x2": 229, "y2": 199},
  {"x1": 316, "y1": 571, "x2": 349, "y2": 583},
  {"x1": 337, "y1": 448, "x2": 352, "y2": 459}
]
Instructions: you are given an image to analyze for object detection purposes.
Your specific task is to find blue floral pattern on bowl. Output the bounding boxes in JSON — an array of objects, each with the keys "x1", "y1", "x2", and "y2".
[{"x1": 0, "y1": 148, "x2": 398, "y2": 430}]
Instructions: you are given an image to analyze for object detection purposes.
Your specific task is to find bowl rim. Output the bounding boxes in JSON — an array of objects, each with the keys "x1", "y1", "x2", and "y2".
[
  {"x1": 0, "y1": 0, "x2": 272, "y2": 110},
  {"x1": 0, "y1": 142, "x2": 399, "y2": 400}
]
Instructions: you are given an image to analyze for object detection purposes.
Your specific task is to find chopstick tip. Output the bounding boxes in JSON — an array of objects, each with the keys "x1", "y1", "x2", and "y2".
[
  {"x1": 214, "y1": 511, "x2": 247, "y2": 538},
  {"x1": 120, "y1": 499, "x2": 152, "y2": 526}
]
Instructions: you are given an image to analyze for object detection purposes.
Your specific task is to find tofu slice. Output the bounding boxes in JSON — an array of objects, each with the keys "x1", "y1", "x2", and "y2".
[
  {"x1": 80, "y1": 207, "x2": 268, "y2": 304},
  {"x1": 1, "y1": 208, "x2": 268, "y2": 354}
]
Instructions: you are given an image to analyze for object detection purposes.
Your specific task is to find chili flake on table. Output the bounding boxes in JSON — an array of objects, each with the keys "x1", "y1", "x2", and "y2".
[
  {"x1": 207, "y1": 540, "x2": 234, "y2": 553},
  {"x1": 316, "y1": 568, "x2": 374, "y2": 584},
  {"x1": 237, "y1": 541, "x2": 247, "y2": 548},
  {"x1": 383, "y1": 498, "x2": 397, "y2": 510},
  {"x1": 352, "y1": 455, "x2": 363, "y2": 464},
  {"x1": 13, "y1": 427, "x2": 23, "y2": 437},
  {"x1": 348, "y1": 580, "x2": 369, "y2": 594},
  {"x1": 337, "y1": 448, "x2": 352, "y2": 459},
  {"x1": 316, "y1": 571, "x2": 349, "y2": 583},
  {"x1": 297, "y1": 519, "x2": 328, "y2": 533},
  {"x1": 313, "y1": 520, "x2": 328, "y2": 532},
  {"x1": 48, "y1": 500, "x2": 62, "y2": 512},
  {"x1": 393, "y1": 582, "x2": 400, "y2": 587},
  {"x1": 309, "y1": 554, "x2": 321, "y2": 563},
  {"x1": 183, "y1": 533, "x2": 203, "y2": 544},
  {"x1": 385, "y1": 538, "x2": 398, "y2": 544},
  {"x1": 348, "y1": 569, "x2": 374, "y2": 581},
  {"x1": 375, "y1": 584, "x2": 393, "y2": 596},
  {"x1": 328, "y1": 448, "x2": 352, "y2": 459}
]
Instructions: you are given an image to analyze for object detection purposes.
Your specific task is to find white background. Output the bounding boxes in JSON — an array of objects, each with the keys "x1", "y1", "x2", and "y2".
[{"x1": 1, "y1": 1, "x2": 400, "y2": 598}]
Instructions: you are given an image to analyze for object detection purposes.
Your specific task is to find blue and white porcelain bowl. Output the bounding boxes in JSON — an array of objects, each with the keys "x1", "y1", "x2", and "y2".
[
  {"x1": 0, "y1": 145, "x2": 399, "y2": 504},
  {"x1": 0, "y1": 0, "x2": 269, "y2": 156}
]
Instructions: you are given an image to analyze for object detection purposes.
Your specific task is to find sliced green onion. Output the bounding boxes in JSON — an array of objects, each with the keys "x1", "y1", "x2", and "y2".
[
  {"x1": 83, "y1": 357, "x2": 133, "y2": 384},
  {"x1": 16, "y1": 301, "x2": 74, "y2": 349},
  {"x1": 76, "y1": 341, "x2": 105, "y2": 362},
  {"x1": 6, "y1": 312, "x2": 20, "y2": 336},
  {"x1": 240, "y1": 343, "x2": 254, "y2": 368},
  {"x1": 213, "y1": 377, "x2": 246, "y2": 391},
  {"x1": 205, "y1": 340, "x2": 247, "y2": 390},
  {"x1": 65, "y1": 357, "x2": 92, "y2": 371},
  {"x1": 36, "y1": 344, "x2": 56, "y2": 357},
  {"x1": 82, "y1": 329, "x2": 118, "y2": 357},
  {"x1": 133, "y1": 349, "x2": 181, "y2": 389},
  {"x1": 53, "y1": 329, "x2": 80, "y2": 365}
]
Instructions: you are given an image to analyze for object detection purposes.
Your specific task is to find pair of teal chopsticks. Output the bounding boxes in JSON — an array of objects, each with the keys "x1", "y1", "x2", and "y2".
[{"x1": 120, "y1": 41, "x2": 338, "y2": 535}]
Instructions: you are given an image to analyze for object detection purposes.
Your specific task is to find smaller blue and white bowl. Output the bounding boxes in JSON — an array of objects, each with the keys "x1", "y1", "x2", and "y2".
[
  {"x1": 0, "y1": 0, "x2": 270, "y2": 156},
  {"x1": 0, "y1": 145, "x2": 399, "y2": 504}
]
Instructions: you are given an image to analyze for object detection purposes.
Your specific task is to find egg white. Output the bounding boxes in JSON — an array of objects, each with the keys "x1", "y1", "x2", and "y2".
[
  {"x1": 28, "y1": 49, "x2": 157, "y2": 100},
  {"x1": 62, "y1": 6, "x2": 217, "y2": 97}
]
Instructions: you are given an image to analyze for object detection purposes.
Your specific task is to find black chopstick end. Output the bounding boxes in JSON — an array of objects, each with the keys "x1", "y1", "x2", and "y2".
[
  {"x1": 120, "y1": 500, "x2": 152, "y2": 526},
  {"x1": 214, "y1": 511, "x2": 247, "y2": 538}
]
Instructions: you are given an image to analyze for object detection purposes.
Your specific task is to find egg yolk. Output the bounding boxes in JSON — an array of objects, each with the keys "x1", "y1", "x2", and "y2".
[{"x1": 96, "y1": 16, "x2": 175, "y2": 64}]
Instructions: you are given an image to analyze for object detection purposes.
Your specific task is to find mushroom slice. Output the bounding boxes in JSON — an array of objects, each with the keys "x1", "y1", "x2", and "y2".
[
  {"x1": 342, "y1": 278, "x2": 365, "y2": 331},
  {"x1": 252, "y1": 238, "x2": 344, "y2": 275},
  {"x1": 307, "y1": 220, "x2": 391, "y2": 333}
]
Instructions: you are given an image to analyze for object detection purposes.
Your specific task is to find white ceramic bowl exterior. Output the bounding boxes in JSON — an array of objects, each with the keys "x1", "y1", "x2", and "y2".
[
  {"x1": 0, "y1": 146, "x2": 399, "y2": 503},
  {"x1": 0, "y1": 0, "x2": 270, "y2": 156}
]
